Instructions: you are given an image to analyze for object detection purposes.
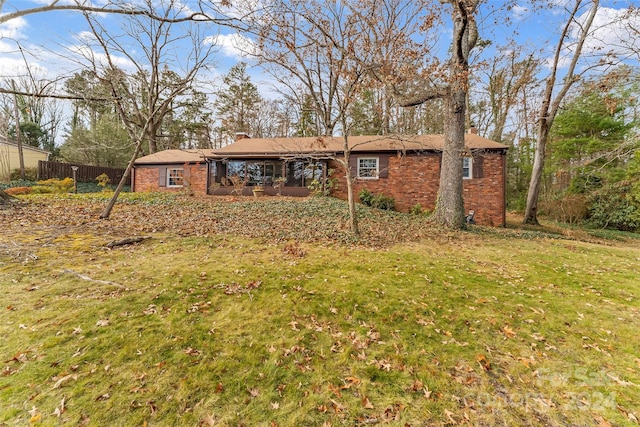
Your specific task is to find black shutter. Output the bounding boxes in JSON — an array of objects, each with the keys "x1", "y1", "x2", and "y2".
[
  {"x1": 348, "y1": 155, "x2": 358, "y2": 177},
  {"x1": 378, "y1": 155, "x2": 389, "y2": 178},
  {"x1": 473, "y1": 156, "x2": 484, "y2": 179},
  {"x1": 158, "y1": 167, "x2": 166, "y2": 187}
]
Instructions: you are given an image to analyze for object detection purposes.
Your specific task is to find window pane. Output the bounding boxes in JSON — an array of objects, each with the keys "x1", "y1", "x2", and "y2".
[
  {"x1": 227, "y1": 161, "x2": 245, "y2": 182},
  {"x1": 463, "y1": 158, "x2": 471, "y2": 178},
  {"x1": 358, "y1": 158, "x2": 378, "y2": 178},
  {"x1": 167, "y1": 168, "x2": 183, "y2": 187}
]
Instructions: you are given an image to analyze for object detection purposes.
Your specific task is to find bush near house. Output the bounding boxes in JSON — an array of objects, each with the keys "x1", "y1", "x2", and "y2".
[{"x1": 359, "y1": 188, "x2": 396, "y2": 211}]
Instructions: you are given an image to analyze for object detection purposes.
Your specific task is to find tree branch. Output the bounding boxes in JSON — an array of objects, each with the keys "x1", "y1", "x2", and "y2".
[
  {"x1": 0, "y1": 86, "x2": 117, "y2": 102},
  {"x1": 0, "y1": 1, "x2": 219, "y2": 25}
]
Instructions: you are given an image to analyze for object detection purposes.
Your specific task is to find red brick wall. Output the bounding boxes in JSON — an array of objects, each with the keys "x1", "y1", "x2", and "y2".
[
  {"x1": 133, "y1": 164, "x2": 208, "y2": 194},
  {"x1": 462, "y1": 154, "x2": 506, "y2": 226},
  {"x1": 329, "y1": 151, "x2": 506, "y2": 226}
]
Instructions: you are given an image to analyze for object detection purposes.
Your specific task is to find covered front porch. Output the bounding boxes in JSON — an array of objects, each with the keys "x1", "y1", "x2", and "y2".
[{"x1": 206, "y1": 157, "x2": 330, "y2": 197}]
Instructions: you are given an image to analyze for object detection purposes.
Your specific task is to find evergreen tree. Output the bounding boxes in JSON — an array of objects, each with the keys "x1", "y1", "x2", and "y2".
[{"x1": 215, "y1": 63, "x2": 261, "y2": 140}]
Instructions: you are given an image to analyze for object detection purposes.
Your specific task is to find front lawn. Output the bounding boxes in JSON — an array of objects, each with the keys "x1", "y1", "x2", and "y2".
[{"x1": 1, "y1": 194, "x2": 639, "y2": 426}]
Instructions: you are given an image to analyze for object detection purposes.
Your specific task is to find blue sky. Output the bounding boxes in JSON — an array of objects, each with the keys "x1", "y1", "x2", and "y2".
[{"x1": 1, "y1": 1, "x2": 638, "y2": 115}]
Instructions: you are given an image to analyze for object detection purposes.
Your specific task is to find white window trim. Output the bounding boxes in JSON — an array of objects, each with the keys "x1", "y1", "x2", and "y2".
[
  {"x1": 462, "y1": 157, "x2": 472, "y2": 179},
  {"x1": 167, "y1": 167, "x2": 184, "y2": 187},
  {"x1": 357, "y1": 157, "x2": 379, "y2": 180}
]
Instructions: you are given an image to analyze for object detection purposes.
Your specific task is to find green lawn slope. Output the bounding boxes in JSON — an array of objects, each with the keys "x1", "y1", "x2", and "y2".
[{"x1": 1, "y1": 194, "x2": 639, "y2": 426}]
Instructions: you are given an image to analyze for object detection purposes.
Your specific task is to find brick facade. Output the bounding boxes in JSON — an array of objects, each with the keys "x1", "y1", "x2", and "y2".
[
  {"x1": 133, "y1": 163, "x2": 208, "y2": 194},
  {"x1": 329, "y1": 151, "x2": 506, "y2": 226},
  {"x1": 133, "y1": 150, "x2": 506, "y2": 227}
]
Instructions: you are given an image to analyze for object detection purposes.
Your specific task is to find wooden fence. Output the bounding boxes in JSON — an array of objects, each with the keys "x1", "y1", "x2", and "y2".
[{"x1": 38, "y1": 161, "x2": 130, "y2": 185}]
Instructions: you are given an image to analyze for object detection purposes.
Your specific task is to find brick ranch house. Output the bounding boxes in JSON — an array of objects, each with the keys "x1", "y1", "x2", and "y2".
[{"x1": 132, "y1": 132, "x2": 508, "y2": 226}]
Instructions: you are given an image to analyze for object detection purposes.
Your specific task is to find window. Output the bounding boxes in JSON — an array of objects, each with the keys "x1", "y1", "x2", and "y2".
[
  {"x1": 462, "y1": 157, "x2": 472, "y2": 179},
  {"x1": 167, "y1": 168, "x2": 184, "y2": 187},
  {"x1": 357, "y1": 157, "x2": 379, "y2": 179}
]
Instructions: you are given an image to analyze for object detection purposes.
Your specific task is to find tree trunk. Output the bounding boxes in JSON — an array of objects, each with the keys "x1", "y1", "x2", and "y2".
[
  {"x1": 523, "y1": 121, "x2": 551, "y2": 224},
  {"x1": 522, "y1": 0, "x2": 599, "y2": 225},
  {"x1": 12, "y1": 80, "x2": 25, "y2": 180},
  {"x1": 434, "y1": 89, "x2": 466, "y2": 228},
  {"x1": 0, "y1": 188, "x2": 17, "y2": 204},
  {"x1": 100, "y1": 138, "x2": 143, "y2": 219},
  {"x1": 342, "y1": 149, "x2": 359, "y2": 236}
]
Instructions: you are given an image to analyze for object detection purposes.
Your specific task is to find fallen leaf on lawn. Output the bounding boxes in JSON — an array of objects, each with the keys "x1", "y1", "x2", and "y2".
[
  {"x1": 95, "y1": 319, "x2": 109, "y2": 327},
  {"x1": 517, "y1": 356, "x2": 536, "y2": 368},
  {"x1": 502, "y1": 325, "x2": 516, "y2": 338},
  {"x1": 201, "y1": 413, "x2": 216, "y2": 426},
  {"x1": 411, "y1": 379, "x2": 424, "y2": 392},
  {"x1": 52, "y1": 396, "x2": 66, "y2": 417},
  {"x1": 6, "y1": 351, "x2": 30, "y2": 363},
  {"x1": 95, "y1": 393, "x2": 110, "y2": 401},
  {"x1": 592, "y1": 414, "x2": 613, "y2": 427},
  {"x1": 328, "y1": 383, "x2": 341, "y2": 397},
  {"x1": 341, "y1": 376, "x2": 361, "y2": 389},
  {"x1": 270, "y1": 401, "x2": 280, "y2": 409},
  {"x1": 184, "y1": 347, "x2": 201, "y2": 356},
  {"x1": 531, "y1": 333, "x2": 546, "y2": 342},
  {"x1": 52, "y1": 373, "x2": 77, "y2": 389},
  {"x1": 444, "y1": 409, "x2": 457, "y2": 424},
  {"x1": 362, "y1": 396, "x2": 374, "y2": 409},
  {"x1": 476, "y1": 354, "x2": 491, "y2": 371},
  {"x1": 329, "y1": 398, "x2": 345, "y2": 413}
]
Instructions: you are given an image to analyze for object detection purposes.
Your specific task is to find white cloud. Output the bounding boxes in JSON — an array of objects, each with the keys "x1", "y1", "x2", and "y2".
[
  {"x1": 575, "y1": 7, "x2": 640, "y2": 56},
  {"x1": 65, "y1": 43, "x2": 136, "y2": 72},
  {"x1": 541, "y1": 6, "x2": 640, "y2": 71},
  {"x1": 0, "y1": 16, "x2": 28, "y2": 41},
  {"x1": 510, "y1": 5, "x2": 529, "y2": 21},
  {"x1": 205, "y1": 32, "x2": 257, "y2": 58}
]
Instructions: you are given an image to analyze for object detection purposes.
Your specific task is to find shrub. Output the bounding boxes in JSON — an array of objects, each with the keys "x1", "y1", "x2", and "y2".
[
  {"x1": 359, "y1": 188, "x2": 374, "y2": 206},
  {"x1": 540, "y1": 194, "x2": 588, "y2": 224},
  {"x1": 587, "y1": 181, "x2": 640, "y2": 232},
  {"x1": 96, "y1": 173, "x2": 111, "y2": 187},
  {"x1": 359, "y1": 188, "x2": 395, "y2": 211},
  {"x1": 4, "y1": 186, "x2": 32, "y2": 196},
  {"x1": 307, "y1": 169, "x2": 337, "y2": 196},
  {"x1": 10, "y1": 167, "x2": 38, "y2": 181},
  {"x1": 371, "y1": 193, "x2": 395, "y2": 211},
  {"x1": 410, "y1": 203, "x2": 423, "y2": 215},
  {"x1": 32, "y1": 177, "x2": 75, "y2": 194}
]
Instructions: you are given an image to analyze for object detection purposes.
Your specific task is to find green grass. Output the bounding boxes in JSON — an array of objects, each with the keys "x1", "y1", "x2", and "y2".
[{"x1": 1, "y1": 194, "x2": 639, "y2": 426}]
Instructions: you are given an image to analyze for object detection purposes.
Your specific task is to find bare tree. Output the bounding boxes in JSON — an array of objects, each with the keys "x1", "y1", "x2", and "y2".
[
  {"x1": 69, "y1": 0, "x2": 218, "y2": 218},
  {"x1": 523, "y1": 0, "x2": 601, "y2": 225},
  {"x1": 474, "y1": 47, "x2": 540, "y2": 143},
  {"x1": 252, "y1": 0, "x2": 429, "y2": 235}
]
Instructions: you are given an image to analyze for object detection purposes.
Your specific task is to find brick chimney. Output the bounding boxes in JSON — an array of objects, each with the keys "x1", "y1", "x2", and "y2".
[
  {"x1": 468, "y1": 127, "x2": 478, "y2": 135},
  {"x1": 235, "y1": 132, "x2": 250, "y2": 140}
]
